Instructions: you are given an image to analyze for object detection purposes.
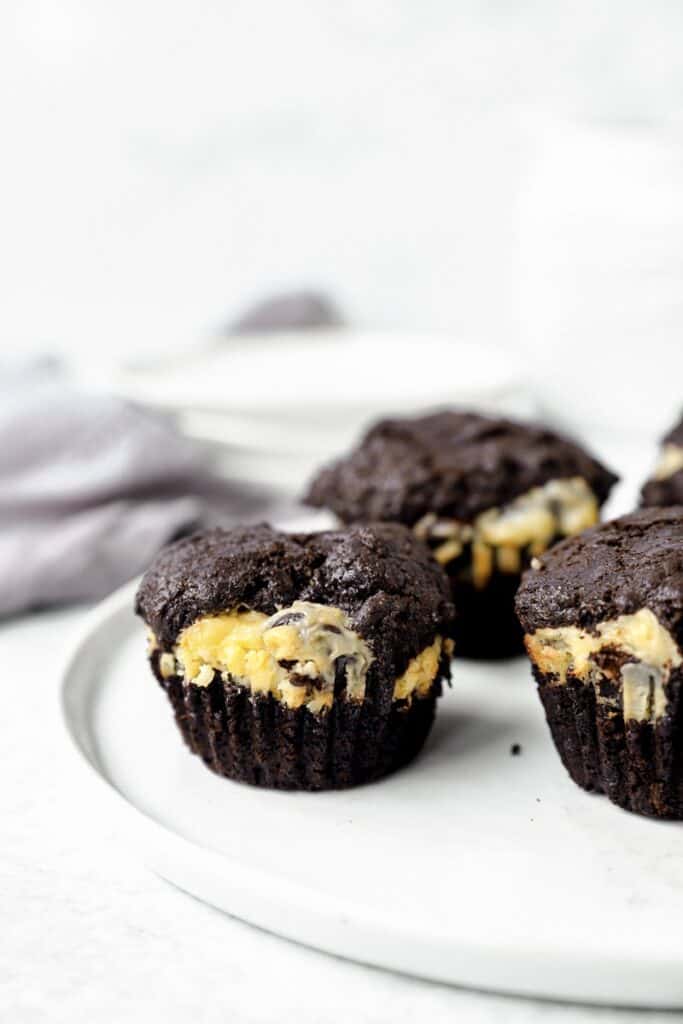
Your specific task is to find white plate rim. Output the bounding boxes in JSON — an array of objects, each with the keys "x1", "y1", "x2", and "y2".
[{"x1": 60, "y1": 580, "x2": 683, "y2": 1010}]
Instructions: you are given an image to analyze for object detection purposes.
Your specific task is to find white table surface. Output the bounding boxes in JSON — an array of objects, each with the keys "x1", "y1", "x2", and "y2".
[{"x1": 3, "y1": 606, "x2": 682, "y2": 1024}]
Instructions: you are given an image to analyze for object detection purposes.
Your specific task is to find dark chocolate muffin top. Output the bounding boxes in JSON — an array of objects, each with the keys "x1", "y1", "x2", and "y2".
[
  {"x1": 136, "y1": 522, "x2": 455, "y2": 678},
  {"x1": 641, "y1": 412, "x2": 683, "y2": 508},
  {"x1": 515, "y1": 507, "x2": 683, "y2": 643},
  {"x1": 305, "y1": 410, "x2": 617, "y2": 525}
]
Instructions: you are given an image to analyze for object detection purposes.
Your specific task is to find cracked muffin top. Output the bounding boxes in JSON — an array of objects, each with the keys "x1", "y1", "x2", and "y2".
[
  {"x1": 304, "y1": 410, "x2": 617, "y2": 526},
  {"x1": 135, "y1": 522, "x2": 456, "y2": 681},
  {"x1": 515, "y1": 506, "x2": 683, "y2": 643}
]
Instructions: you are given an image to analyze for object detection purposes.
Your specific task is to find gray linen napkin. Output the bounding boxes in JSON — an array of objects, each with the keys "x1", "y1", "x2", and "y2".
[
  {"x1": 2, "y1": 291, "x2": 339, "y2": 616},
  {"x1": 0, "y1": 363, "x2": 222, "y2": 615}
]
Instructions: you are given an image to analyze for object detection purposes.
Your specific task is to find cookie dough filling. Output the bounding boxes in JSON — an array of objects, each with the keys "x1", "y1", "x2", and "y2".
[
  {"x1": 414, "y1": 477, "x2": 599, "y2": 588},
  {"x1": 525, "y1": 608, "x2": 682, "y2": 722},
  {"x1": 653, "y1": 443, "x2": 683, "y2": 482},
  {"x1": 393, "y1": 636, "x2": 451, "y2": 701},
  {"x1": 151, "y1": 601, "x2": 450, "y2": 713}
]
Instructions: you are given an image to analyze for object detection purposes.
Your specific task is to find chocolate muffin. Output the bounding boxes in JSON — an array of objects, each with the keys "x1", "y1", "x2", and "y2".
[
  {"x1": 640, "y1": 412, "x2": 683, "y2": 508},
  {"x1": 305, "y1": 411, "x2": 616, "y2": 657},
  {"x1": 516, "y1": 507, "x2": 683, "y2": 818},
  {"x1": 136, "y1": 522, "x2": 455, "y2": 790}
]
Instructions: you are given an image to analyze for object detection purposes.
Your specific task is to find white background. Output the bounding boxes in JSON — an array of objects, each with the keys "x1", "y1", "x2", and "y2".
[
  {"x1": 3, "y1": 3, "x2": 683, "y2": 1021},
  {"x1": 3, "y1": 3, "x2": 683, "y2": 381}
]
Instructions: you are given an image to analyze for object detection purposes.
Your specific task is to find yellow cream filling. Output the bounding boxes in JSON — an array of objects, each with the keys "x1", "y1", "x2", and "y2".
[
  {"x1": 393, "y1": 636, "x2": 453, "y2": 701},
  {"x1": 653, "y1": 443, "x2": 683, "y2": 481},
  {"x1": 414, "y1": 477, "x2": 599, "y2": 589},
  {"x1": 154, "y1": 602, "x2": 449, "y2": 712},
  {"x1": 525, "y1": 608, "x2": 682, "y2": 722}
]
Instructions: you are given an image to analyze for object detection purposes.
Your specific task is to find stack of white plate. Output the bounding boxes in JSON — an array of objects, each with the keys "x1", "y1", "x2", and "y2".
[{"x1": 76, "y1": 330, "x2": 536, "y2": 490}]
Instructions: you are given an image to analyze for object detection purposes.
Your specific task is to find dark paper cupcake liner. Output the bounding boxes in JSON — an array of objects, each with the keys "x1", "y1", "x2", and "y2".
[
  {"x1": 533, "y1": 665, "x2": 683, "y2": 818},
  {"x1": 151, "y1": 652, "x2": 439, "y2": 790},
  {"x1": 448, "y1": 570, "x2": 524, "y2": 659}
]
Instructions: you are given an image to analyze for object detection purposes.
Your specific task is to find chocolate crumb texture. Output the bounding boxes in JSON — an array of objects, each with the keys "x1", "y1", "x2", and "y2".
[
  {"x1": 137, "y1": 521, "x2": 455, "y2": 689},
  {"x1": 516, "y1": 506, "x2": 683, "y2": 638},
  {"x1": 305, "y1": 409, "x2": 616, "y2": 525},
  {"x1": 305, "y1": 409, "x2": 616, "y2": 658},
  {"x1": 136, "y1": 522, "x2": 456, "y2": 790}
]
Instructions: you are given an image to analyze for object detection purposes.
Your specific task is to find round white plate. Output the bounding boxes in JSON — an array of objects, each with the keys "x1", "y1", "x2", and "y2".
[{"x1": 61, "y1": 579, "x2": 683, "y2": 1008}]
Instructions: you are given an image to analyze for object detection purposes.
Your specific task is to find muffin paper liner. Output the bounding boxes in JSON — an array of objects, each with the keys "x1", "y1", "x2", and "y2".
[
  {"x1": 533, "y1": 665, "x2": 683, "y2": 818},
  {"x1": 152, "y1": 653, "x2": 439, "y2": 790},
  {"x1": 449, "y1": 570, "x2": 524, "y2": 658}
]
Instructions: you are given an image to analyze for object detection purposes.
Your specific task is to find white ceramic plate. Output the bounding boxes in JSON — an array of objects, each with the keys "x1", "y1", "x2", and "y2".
[{"x1": 62, "y1": 577, "x2": 683, "y2": 1008}]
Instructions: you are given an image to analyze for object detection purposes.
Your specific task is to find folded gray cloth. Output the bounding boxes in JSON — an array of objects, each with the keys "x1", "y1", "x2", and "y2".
[
  {"x1": 0, "y1": 362, "x2": 227, "y2": 615},
  {"x1": 230, "y1": 290, "x2": 342, "y2": 334}
]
